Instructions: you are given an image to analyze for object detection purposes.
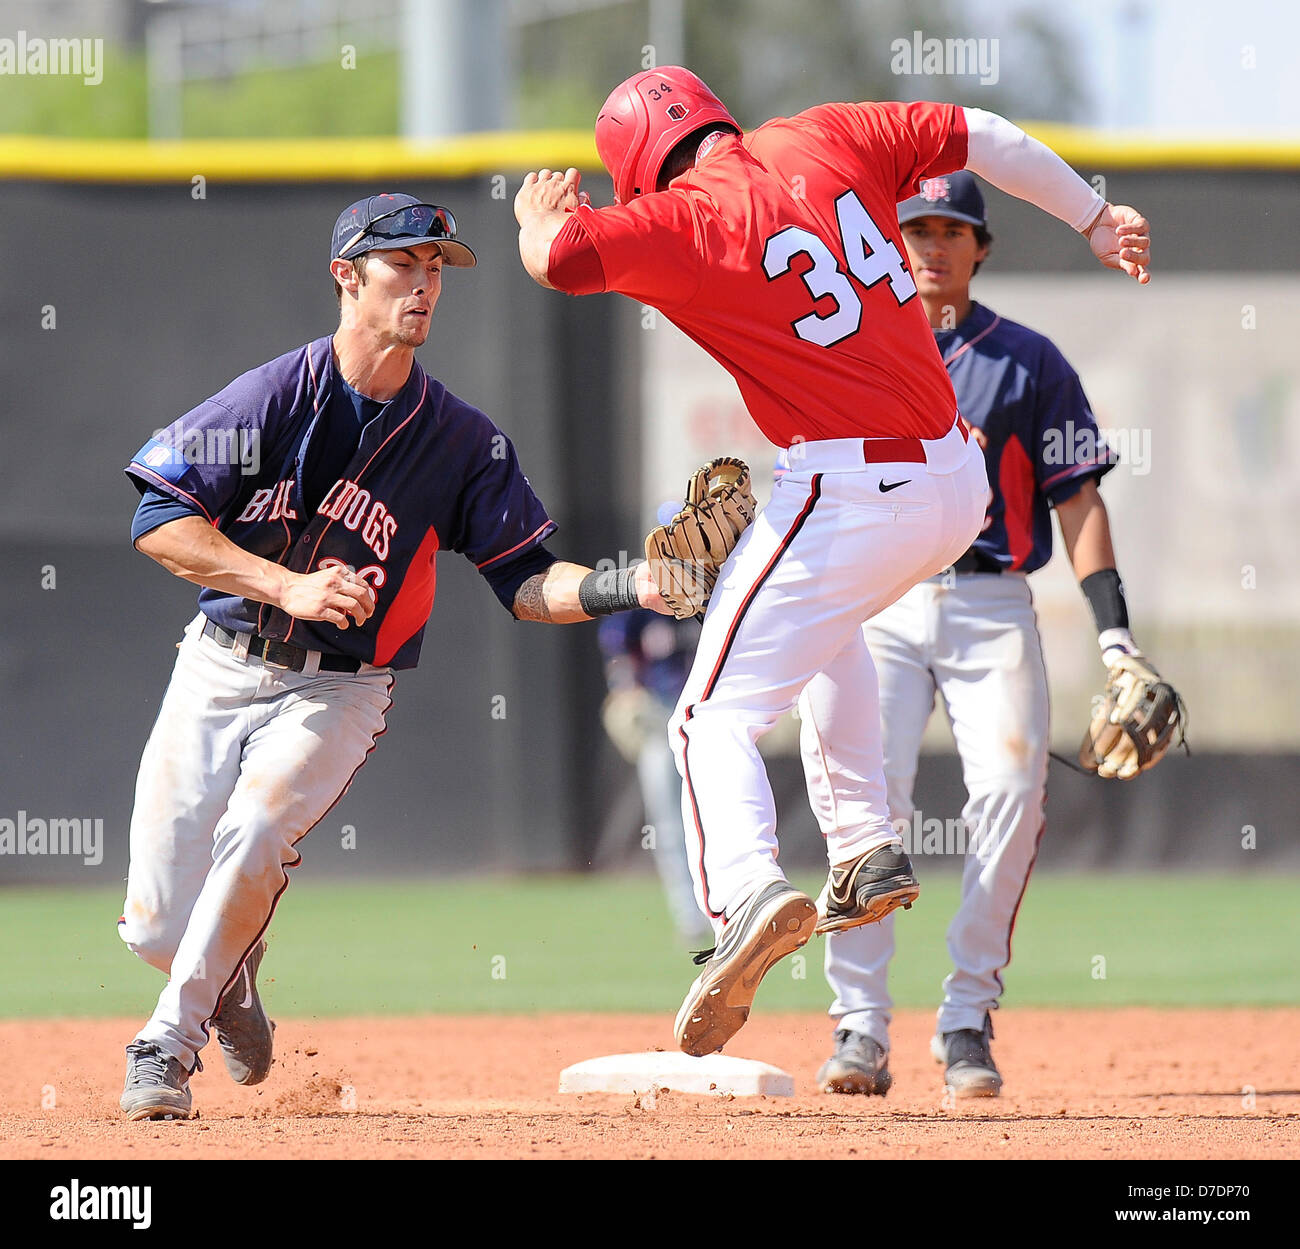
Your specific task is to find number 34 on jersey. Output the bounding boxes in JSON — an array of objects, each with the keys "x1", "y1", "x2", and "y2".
[{"x1": 762, "y1": 189, "x2": 916, "y2": 348}]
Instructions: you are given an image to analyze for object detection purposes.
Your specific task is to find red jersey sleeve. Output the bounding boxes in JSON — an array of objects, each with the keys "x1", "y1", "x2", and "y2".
[
  {"x1": 810, "y1": 100, "x2": 967, "y2": 201},
  {"x1": 546, "y1": 199, "x2": 704, "y2": 310},
  {"x1": 548, "y1": 213, "x2": 607, "y2": 294},
  {"x1": 882, "y1": 101, "x2": 968, "y2": 197}
]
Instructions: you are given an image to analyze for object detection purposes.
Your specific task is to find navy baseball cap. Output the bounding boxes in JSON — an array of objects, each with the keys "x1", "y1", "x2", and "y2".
[
  {"x1": 898, "y1": 171, "x2": 986, "y2": 228},
  {"x1": 331, "y1": 193, "x2": 477, "y2": 267}
]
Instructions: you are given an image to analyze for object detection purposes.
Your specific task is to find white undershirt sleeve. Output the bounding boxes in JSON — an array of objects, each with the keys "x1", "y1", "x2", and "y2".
[{"x1": 962, "y1": 107, "x2": 1106, "y2": 233}]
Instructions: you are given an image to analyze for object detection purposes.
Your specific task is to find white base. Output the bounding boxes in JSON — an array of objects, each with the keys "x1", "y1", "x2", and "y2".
[{"x1": 558, "y1": 1051, "x2": 794, "y2": 1097}]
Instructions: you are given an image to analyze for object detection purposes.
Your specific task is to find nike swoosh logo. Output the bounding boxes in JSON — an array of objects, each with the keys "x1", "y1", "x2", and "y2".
[
  {"x1": 239, "y1": 967, "x2": 253, "y2": 1010},
  {"x1": 879, "y1": 478, "x2": 911, "y2": 493}
]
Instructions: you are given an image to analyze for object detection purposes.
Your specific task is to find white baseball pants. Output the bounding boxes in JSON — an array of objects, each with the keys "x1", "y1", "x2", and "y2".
[
  {"x1": 118, "y1": 614, "x2": 393, "y2": 1071},
  {"x1": 820, "y1": 573, "x2": 1050, "y2": 1044},
  {"x1": 668, "y1": 421, "x2": 988, "y2": 929}
]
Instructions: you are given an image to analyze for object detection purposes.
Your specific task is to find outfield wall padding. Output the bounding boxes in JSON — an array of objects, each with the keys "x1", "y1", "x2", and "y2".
[{"x1": 1, "y1": 166, "x2": 1296, "y2": 883}]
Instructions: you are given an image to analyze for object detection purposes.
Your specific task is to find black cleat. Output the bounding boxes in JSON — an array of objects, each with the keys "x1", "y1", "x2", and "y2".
[
  {"x1": 817, "y1": 1029, "x2": 893, "y2": 1096},
  {"x1": 212, "y1": 940, "x2": 274, "y2": 1086},
  {"x1": 120, "y1": 1042, "x2": 197, "y2": 1121},
  {"x1": 815, "y1": 844, "x2": 920, "y2": 934},
  {"x1": 931, "y1": 1012, "x2": 1002, "y2": 1098}
]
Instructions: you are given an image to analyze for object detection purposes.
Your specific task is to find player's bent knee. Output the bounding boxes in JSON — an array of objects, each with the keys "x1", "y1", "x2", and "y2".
[
  {"x1": 963, "y1": 779, "x2": 1047, "y2": 840},
  {"x1": 213, "y1": 826, "x2": 307, "y2": 880},
  {"x1": 118, "y1": 920, "x2": 178, "y2": 974}
]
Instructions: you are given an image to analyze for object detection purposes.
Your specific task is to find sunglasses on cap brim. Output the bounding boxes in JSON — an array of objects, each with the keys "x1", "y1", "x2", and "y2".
[{"x1": 337, "y1": 204, "x2": 461, "y2": 260}]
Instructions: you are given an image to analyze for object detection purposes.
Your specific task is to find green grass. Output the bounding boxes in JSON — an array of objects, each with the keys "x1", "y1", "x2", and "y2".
[
  {"x1": 0, "y1": 46, "x2": 148, "y2": 138},
  {"x1": 0, "y1": 47, "x2": 399, "y2": 139},
  {"x1": 0, "y1": 47, "x2": 610, "y2": 140},
  {"x1": 180, "y1": 54, "x2": 399, "y2": 139},
  {"x1": 2, "y1": 873, "x2": 1297, "y2": 1019}
]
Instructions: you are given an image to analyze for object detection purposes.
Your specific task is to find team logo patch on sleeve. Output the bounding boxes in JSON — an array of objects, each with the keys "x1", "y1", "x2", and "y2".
[{"x1": 143, "y1": 443, "x2": 173, "y2": 468}]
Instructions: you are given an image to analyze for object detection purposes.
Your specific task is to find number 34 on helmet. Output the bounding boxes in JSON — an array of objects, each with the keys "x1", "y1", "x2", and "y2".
[{"x1": 594, "y1": 66, "x2": 740, "y2": 204}]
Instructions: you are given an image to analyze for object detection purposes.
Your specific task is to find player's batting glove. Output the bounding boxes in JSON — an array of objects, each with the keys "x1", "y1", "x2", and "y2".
[
  {"x1": 644, "y1": 457, "x2": 757, "y2": 620},
  {"x1": 1079, "y1": 652, "x2": 1187, "y2": 779}
]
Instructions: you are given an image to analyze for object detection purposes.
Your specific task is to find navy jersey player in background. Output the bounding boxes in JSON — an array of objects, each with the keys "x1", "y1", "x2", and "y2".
[
  {"x1": 813, "y1": 172, "x2": 1169, "y2": 1099},
  {"x1": 597, "y1": 608, "x2": 711, "y2": 948},
  {"x1": 116, "y1": 194, "x2": 668, "y2": 1121}
]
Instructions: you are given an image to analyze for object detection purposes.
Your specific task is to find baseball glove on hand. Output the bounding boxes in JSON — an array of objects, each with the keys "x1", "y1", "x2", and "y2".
[
  {"x1": 1079, "y1": 653, "x2": 1186, "y2": 779},
  {"x1": 600, "y1": 687, "x2": 660, "y2": 764},
  {"x1": 644, "y1": 457, "x2": 757, "y2": 620}
]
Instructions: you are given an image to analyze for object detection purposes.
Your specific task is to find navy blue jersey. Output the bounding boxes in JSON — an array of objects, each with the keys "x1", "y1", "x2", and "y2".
[
  {"x1": 598, "y1": 610, "x2": 700, "y2": 706},
  {"x1": 938, "y1": 302, "x2": 1116, "y2": 573},
  {"x1": 126, "y1": 336, "x2": 555, "y2": 669},
  {"x1": 130, "y1": 376, "x2": 376, "y2": 541}
]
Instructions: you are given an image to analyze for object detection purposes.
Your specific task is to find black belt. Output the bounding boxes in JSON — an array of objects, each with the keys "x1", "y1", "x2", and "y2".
[
  {"x1": 950, "y1": 548, "x2": 1004, "y2": 575},
  {"x1": 202, "y1": 619, "x2": 362, "y2": 673}
]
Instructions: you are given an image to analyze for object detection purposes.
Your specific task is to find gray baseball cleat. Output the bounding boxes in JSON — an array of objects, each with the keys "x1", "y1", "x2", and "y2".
[
  {"x1": 211, "y1": 940, "x2": 274, "y2": 1085},
  {"x1": 674, "y1": 881, "x2": 817, "y2": 1057},
  {"x1": 815, "y1": 844, "x2": 920, "y2": 934},
  {"x1": 817, "y1": 1029, "x2": 893, "y2": 1096},
  {"x1": 931, "y1": 1012, "x2": 1003, "y2": 1098},
  {"x1": 120, "y1": 1042, "x2": 198, "y2": 1121}
]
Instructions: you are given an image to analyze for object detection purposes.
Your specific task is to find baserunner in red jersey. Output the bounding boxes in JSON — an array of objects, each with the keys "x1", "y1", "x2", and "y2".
[{"x1": 515, "y1": 68, "x2": 1151, "y2": 1058}]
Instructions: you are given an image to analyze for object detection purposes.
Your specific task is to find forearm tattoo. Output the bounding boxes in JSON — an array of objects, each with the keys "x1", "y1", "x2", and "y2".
[{"x1": 513, "y1": 572, "x2": 554, "y2": 622}]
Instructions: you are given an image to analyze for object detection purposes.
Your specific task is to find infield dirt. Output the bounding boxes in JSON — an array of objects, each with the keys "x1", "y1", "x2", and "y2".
[{"x1": 2, "y1": 1008, "x2": 1296, "y2": 1160}]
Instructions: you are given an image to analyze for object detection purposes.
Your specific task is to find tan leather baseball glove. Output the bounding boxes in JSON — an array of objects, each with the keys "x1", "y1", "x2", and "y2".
[
  {"x1": 644, "y1": 457, "x2": 757, "y2": 620},
  {"x1": 1079, "y1": 653, "x2": 1187, "y2": 779}
]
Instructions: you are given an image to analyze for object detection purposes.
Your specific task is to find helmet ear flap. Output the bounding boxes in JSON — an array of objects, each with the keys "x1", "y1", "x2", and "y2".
[{"x1": 595, "y1": 81, "x2": 653, "y2": 205}]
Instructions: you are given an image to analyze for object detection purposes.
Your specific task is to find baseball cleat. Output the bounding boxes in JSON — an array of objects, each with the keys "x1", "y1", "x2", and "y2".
[
  {"x1": 120, "y1": 1042, "x2": 198, "y2": 1121},
  {"x1": 674, "y1": 881, "x2": 817, "y2": 1057},
  {"x1": 211, "y1": 940, "x2": 274, "y2": 1086},
  {"x1": 815, "y1": 844, "x2": 920, "y2": 934},
  {"x1": 931, "y1": 1013, "x2": 1002, "y2": 1098},
  {"x1": 816, "y1": 1029, "x2": 893, "y2": 1096}
]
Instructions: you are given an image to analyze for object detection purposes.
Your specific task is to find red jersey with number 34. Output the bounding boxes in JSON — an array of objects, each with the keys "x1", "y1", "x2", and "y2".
[{"x1": 549, "y1": 100, "x2": 968, "y2": 446}]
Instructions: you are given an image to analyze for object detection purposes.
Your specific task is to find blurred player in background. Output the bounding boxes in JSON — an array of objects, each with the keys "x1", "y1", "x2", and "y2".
[
  {"x1": 598, "y1": 606, "x2": 712, "y2": 948},
  {"x1": 515, "y1": 67, "x2": 1151, "y2": 1057},
  {"x1": 815, "y1": 172, "x2": 1169, "y2": 1099}
]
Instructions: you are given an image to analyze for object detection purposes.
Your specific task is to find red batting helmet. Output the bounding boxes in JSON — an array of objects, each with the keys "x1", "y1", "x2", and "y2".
[{"x1": 594, "y1": 66, "x2": 739, "y2": 204}]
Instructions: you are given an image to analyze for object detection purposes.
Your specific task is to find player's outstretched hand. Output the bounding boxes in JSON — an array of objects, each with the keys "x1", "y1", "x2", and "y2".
[
  {"x1": 514, "y1": 167, "x2": 585, "y2": 225},
  {"x1": 1086, "y1": 203, "x2": 1151, "y2": 284},
  {"x1": 281, "y1": 567, "x2": 376, "y2": 629},
  {"x1": 632, "y1": 559, "x2": 673, "y2": 616}
]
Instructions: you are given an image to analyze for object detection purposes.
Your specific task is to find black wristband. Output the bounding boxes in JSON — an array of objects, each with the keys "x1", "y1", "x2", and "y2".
[
  {"x1": 578, "y1": 566, "x2": 641, "y2": 617},
  {"x1": 1080, "y1": 568, "x2": 1130, "y2": 634}
]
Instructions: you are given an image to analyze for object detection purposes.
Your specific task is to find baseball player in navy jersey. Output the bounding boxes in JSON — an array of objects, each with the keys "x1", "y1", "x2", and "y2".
[
  {"x1": 515, "y1": 67, "x2": 1151, "y2": 1057},
  {"x1": 814, "y1": 171, "x2": 1164, "y2": 1098},
  {"x1": 598, "y1": 609, "x2": 711, "y2": 947},
  {"x1": 116, "y1": 193, "x2": 668, "y2": 1121}
]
